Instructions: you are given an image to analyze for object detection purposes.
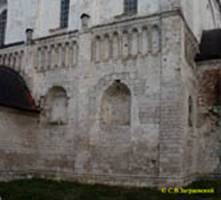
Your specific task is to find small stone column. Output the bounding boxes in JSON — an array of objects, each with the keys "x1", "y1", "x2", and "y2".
[
  {"x1": 80, "y1": 13, "x2": 90, "y2": 30},
  {"x1": 26, "y1": 28, "x2": 34, "y2": 45}
]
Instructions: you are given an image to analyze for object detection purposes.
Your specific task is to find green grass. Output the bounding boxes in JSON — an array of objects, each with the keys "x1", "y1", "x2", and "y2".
[{"x1": 0, "y1": 178, "x2": 220, "y2": 200}]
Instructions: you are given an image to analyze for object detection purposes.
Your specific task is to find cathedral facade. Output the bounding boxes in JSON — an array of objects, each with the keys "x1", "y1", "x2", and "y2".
[{"x1": 0, "y1": 0, "x2": 221, "y2": 187}]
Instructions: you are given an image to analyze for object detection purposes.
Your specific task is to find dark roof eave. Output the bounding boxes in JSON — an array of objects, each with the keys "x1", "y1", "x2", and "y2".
[
  {"x1": 0, "y1": 41, "x2": 25, "y2": 49},
  {"x1": 196, "y1": 29, "x2": 221, "y2": 62},
  {"x1": 0, "y1": 102, "x2": 40, "y2": 113},
  {"x1": 195, "y1": 55, "x2": 221, "y2": 62}
]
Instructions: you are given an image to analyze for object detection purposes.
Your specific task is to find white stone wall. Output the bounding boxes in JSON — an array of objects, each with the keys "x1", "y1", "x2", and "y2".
[
  {"x1": 34, "y1": 0, "x2": 60, "y2": 38},
  {"x1": 5, "y1": 0, "x2": 159, "y2": 44},
  {"x1": 0, "y1": 0, "x2": 221, "y2": 187},
  {"x1": 181, "y1": 0, "x2": 221, "y2": 40},
  {"x1": 4, "y1": 0, "x2": 221, "y2": 44},
  {"x1": 6, "y1": 0, "x2": 38, "y2": 44}
]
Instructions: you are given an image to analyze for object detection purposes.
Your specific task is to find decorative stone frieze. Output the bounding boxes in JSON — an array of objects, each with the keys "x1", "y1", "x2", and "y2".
[
  {"x1": 35, "y1": 38, "x2": 79, "y2": 72},
  {"x1": 0, "y1": 47, "x2": 25, "y2": 74},
  {"x1": 91, "y1": 21, "x2": 161, "y2": 63}
]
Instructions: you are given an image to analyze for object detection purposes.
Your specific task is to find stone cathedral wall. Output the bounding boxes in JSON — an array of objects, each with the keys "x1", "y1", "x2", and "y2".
[
  {"x1": 0, "y1": 8, "x2": 218, "y2": 187},
  {"x1": 0, "y1": 13, "x2": 163, "y2": 187},
  {"x1": 5, "y1": 0, "x2": 221, "y2": 44}
]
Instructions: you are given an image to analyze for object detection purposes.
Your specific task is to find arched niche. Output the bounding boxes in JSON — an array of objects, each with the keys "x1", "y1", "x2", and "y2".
[
  {"x1": 102, "y1": 34, "x2": 110, "y2": 61},
  {"x1": 45, "y1": 86, "x2": 68, "y2": 125},
  {"x1": 100, "y1": 80, "x2": 131, "y2": 126},
  {"x1": 112, "y1": 32, "x2": 120, "y2": 60},
  {"x1": 122, "y1": 31, "x2": 129, "y2": 59},
  {"x1": 131, "y1": 28, "x2": 139, "y2": 57},
  {"x1": 94, "y1": 36, "x2": 101, "y2": 62},
  {"x1": 141, "y1": 27, "x2": 149, "y2": 55},
  {"x1": 151, "y1": 25, "x2": 160, "y2": 55}
]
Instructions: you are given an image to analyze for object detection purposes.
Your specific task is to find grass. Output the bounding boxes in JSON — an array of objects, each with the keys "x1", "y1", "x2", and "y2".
[{"x1": 0, "y1": 178, "x2": 220, "y2": 200}]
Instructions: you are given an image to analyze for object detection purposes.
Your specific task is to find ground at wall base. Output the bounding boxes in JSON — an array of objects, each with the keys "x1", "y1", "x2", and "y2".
[{"x1": 0, "y1": 178, "x2": 220, "y2": 200}]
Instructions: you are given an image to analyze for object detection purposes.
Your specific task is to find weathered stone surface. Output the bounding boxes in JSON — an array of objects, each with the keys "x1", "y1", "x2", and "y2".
[{"x1": 0, "y1": 0, "x2": 220, "y2": 188}]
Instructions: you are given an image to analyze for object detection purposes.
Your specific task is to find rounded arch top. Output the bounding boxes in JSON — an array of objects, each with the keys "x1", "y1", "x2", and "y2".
[
  {"x1": 103, "y1": 80, "x2": 131, "y2": 97},
  {"x1": 47, "y1": 86, "x2": 67, "y2": 96}
]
